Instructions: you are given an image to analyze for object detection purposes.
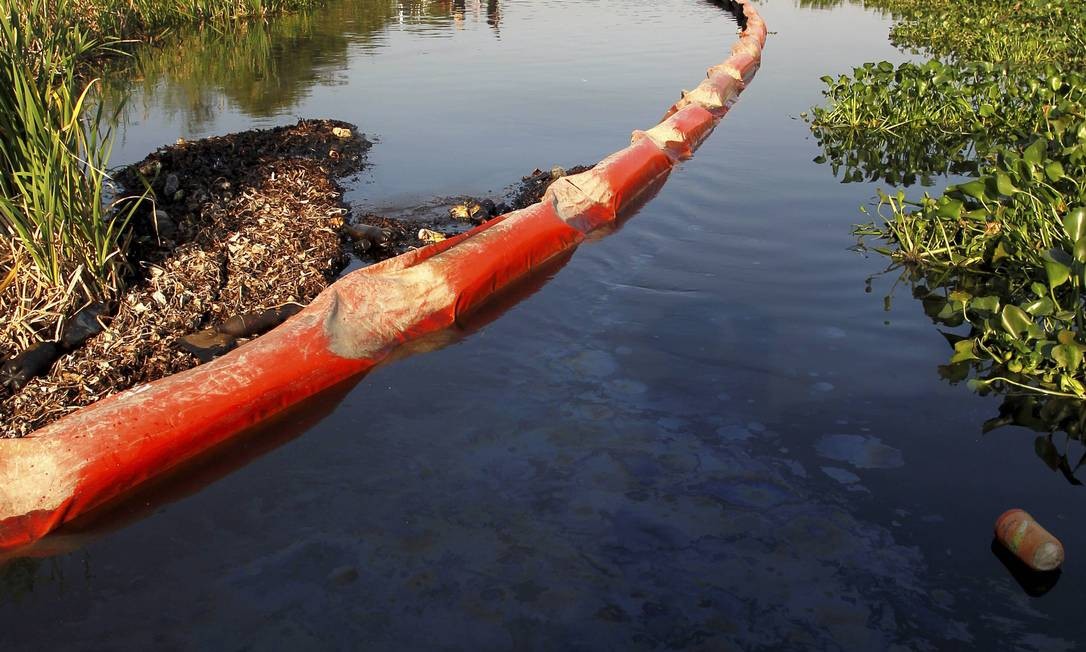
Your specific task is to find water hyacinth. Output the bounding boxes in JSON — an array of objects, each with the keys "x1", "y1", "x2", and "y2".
[{"x1": 808, "y1": 0, "x2": 1086, "y2": 399}]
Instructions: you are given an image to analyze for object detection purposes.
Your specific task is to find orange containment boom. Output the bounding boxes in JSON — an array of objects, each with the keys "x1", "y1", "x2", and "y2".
[{"x1": 0, "y1": 0, "x2": 768, "y2": 551}]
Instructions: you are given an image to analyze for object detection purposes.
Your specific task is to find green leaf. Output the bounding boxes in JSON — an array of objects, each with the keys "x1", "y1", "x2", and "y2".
[
  {"x1": 1001, "y1": 304, "x2": 1034, "y2": 338},
  {"x1": 936, "y1": 302, "x2": 957, "y2": 320},
  {"x1": 995, "y1": 172, "x2": 1017, "y2": 196},
  {"x1": 936, "y1": 199, "x2": 963, "y2": 219},
  {"x1": 1043, "y1": 249, "x2": 1072, "y2": 288},
  {"x1": 979, "y1": 104, "x2": 995, "y2": 117},
  {"x1": 1024, "y1": 297, "x2": 1055, "y2": 316},
  {"x1": 1045, "y1": 161, "x2": 1066, "y2": 182},
  {"x1": 971, "y1": 295, "x2": 1000, "y2": 313},
  {"x1": 1065, "y1": 207, "x2": 1086, "y2": 242},
  {"x1": 1024, "y1": 138, "x2": 1047, "y2": 166},
  {"x1": 1060, "y1": 375, "x2": 1086, "y2": 397},
  {"x1": 959, "y1": 180, "x2": 988, "y2": 201},
  {"x1": 950, "y1": 339, "x2": 979, "y2": 363},
  {"x1": 1075, "y1": 236, "x2": 1086, "y2": 264},
  {"x1": 1046, "y1": 259, "x2": 1071, "y2": 288},
  {"x1": 1052, "y1": 343, "x2": 1082, "y2": 372},
  {"x1": 967, "y1": 378, "x2": 990, "y2": 393},
  {"x1": 949, "y1": 289, "x2": 972, "y2": 303}
]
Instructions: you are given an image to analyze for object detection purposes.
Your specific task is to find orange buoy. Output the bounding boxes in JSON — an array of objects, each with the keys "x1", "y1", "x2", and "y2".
[
  {"x1": 0, "y1": 0, "x2": 770, "y2": 552},
  {"x1": 994, "y1": 509, "x2": 1065, "y2": 572}
]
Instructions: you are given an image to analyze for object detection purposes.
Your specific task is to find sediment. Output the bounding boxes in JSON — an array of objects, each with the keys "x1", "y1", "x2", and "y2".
[{"x1": 1, "y1": 119, "x2": 369, "y2": 437}]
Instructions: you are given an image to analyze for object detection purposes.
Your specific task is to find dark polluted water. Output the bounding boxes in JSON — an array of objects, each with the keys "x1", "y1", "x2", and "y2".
[{"x1": 3, "y1": 0, "x2": 1085, "y2": 649}]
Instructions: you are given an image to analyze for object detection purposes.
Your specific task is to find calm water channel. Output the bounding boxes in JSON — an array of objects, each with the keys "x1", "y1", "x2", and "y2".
[{"x1": 3, "y1": 0, "x2": 1085, "y2": 649}]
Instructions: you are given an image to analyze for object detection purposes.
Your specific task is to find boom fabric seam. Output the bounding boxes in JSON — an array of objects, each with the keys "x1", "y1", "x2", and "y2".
[{"x1": 0, "y1": 0, "x2": 768, "y2": 551}]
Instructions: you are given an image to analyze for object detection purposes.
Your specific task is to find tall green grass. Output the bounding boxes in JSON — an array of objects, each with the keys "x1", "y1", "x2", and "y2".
[
  {"x1": 0, "y1": 0, "x2": 323, "y2": 352},
  {"x1": 65, "y1": 0, "x2": 325, "y2": 42},
  {"x1": 0, "y1": 1, "x2": 139, "y2": 348}
]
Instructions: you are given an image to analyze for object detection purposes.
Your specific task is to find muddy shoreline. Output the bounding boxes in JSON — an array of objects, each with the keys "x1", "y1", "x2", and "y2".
[
  {"x1": 1, "y1": 118, "x2": 583, "y2": 437},
  {"x1": 2, "y1": 119, "x2": 367, "y2": 437}
]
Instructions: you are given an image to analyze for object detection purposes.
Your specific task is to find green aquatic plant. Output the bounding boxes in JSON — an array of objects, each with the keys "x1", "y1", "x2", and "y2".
[
  {"x1": 810, "y1": 0, "x2": 1086, "y2": 398},
  {"x1": 853, "y1": 71, "x2": 1086, "y2": 397},
  {"x1": 873, "y1": 263, "x2": 1086, "y2": 482},
  {"x1": 874, "y1": 0, "x2": 1086, "y2": 70},
  {"x1": 809, "y1": 60, "x2": 1084, "y2": 185},
  {"x1": 800, "y1": 0, "x2": 1086, "y2": 69},
  {"x1": 55, "y1": 0, "x2": 326, "y2": 43}
]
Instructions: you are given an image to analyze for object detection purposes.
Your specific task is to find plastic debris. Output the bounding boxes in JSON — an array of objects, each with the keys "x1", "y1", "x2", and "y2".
[
  {"x1": 214, "y1": 304, "x2": 303, "y2": 339},
  {"x1": 990, "y1": 538, "x2": 1061, "y2": 597},
  {"x1": 0, "y1": 342, "x2": 59, "y2": 391},
  {"x1": 344, "y1": 223, "x2": 393, "y2": 248},
  {"x1": 995, "y1": 508, "x2": 1065, "y2": 571},
  {"x1": 449, "y1": 199, "x2": 498, "y2": 224},
  {"x1": 60, "y1": 302, "x2": 109, "y2": 349},
  {"x1": 448, "y1": 203, "x2": 472, "y2": 220},
  {"x1": 176, "y1": 329, "x2": 237, "y2": 363},
  {"x1": 417, "y1": 228, "x2": 447, "y2": 243}
]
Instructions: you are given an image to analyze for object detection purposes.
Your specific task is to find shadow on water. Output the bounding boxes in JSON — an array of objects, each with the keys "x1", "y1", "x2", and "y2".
[
  {"x1": 810, "y1": 124, "x2": 984, "y2": 187},
  {"x1": 864, "y1": 262, "x2": 1086, "y2": 485},
  {"x1": 990, "y1": 538, "x2": 1062, "y2": 597}
]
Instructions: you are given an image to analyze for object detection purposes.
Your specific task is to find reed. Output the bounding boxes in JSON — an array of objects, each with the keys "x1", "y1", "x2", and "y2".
[
  {"x1": 67, "y1": 0, "x2": 324, "y2": 41},
  {"x1": 0, "y1": 0, "x2": 323, "y2": 354},
  {"x1": 0, "y1": 1, "x2": 137, "y2": 350}
]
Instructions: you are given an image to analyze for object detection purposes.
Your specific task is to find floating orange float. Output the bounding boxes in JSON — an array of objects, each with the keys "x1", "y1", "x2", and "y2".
[
  {"x1": 995, "y1": 508, "x2": 1065, "y2": 572},
  {"x1": 0, "y1": 0, "x2": 768, "y2": 551}
]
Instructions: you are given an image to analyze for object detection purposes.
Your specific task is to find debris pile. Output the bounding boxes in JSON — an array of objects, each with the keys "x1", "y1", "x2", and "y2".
[
  {"x1": 1, "y1": 119, "x2": 369, "y2": 437},
  {"x1": 1, "y1": 121, "x2": 585, "y2": 438},
  {"x1": 348, "y1": 164, "x2": 592, "y2": 262}
]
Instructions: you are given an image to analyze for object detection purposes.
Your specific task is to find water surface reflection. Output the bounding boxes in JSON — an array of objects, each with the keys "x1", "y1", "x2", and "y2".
[{"x1": 3, "y1": 0, "x2": 1084, "y2": 649}]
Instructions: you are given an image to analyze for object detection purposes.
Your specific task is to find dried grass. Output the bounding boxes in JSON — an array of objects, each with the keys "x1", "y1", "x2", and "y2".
[{"x1": 1, "y1": 119, "x2": 368, "y2": 436}]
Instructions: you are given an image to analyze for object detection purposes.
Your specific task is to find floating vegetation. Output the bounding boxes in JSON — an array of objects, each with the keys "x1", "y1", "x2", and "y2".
[
  {"x1": 809, "y1": 0, "x2": 1086, "y2": 401},
  {"x1": 873, "y1": 263, "x2": 1086, "y2": 483},
  {"x1": 871, "y1": 0, "x2": 1086, "y2": 70},
  {"x1": 799, "y1": 0, "x2": 1086, "y2": 69}
]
